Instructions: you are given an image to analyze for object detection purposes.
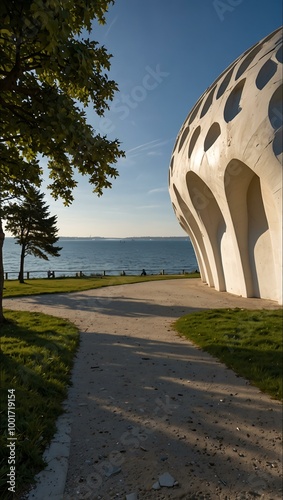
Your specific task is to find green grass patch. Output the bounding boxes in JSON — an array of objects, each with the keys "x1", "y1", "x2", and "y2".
[
  {"x1": 173, "y1": 308, "x2": 283, "y2": 401},
  {"x1": 3, "y1": 273, "x2": 199, "y2": 298},
  {"x1": 0, "y1": 310, "x2": 79, "y2": 499}
]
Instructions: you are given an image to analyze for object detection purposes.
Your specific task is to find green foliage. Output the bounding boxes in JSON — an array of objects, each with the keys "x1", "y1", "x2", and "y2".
[
  {"x1": 174, "y1": 308, "x2": 283, "y2": 400},
  {"x1": 0, "y1": 310, "x2": 79, "y2": 498},
  {"x1": 0, "y1": 0, "x2": 124, "y2": 204}
]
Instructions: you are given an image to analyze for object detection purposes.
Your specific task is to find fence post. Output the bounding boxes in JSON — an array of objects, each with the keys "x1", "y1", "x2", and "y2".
[
  {"x1": 27, "y1": 272, "x2": 30, "y2": 279},
  {"x1": 5, "y1": 272, "x2": 8, "y2": 280}
]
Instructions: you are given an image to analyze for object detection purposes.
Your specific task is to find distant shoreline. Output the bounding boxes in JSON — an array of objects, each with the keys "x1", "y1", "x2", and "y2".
[
  {"x1": 60, "y1": 236, "x2": 189, "y2": 241},
  {"x1": 5, "y1": 236, "x2": 189, "y2": 241}
]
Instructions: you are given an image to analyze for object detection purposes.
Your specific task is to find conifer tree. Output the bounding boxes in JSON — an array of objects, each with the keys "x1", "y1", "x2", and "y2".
[{"x1": 4, "y1": 187, "x2": 62, "y2": 283}]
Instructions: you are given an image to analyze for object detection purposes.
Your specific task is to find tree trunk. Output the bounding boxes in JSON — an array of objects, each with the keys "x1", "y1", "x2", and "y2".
[
  {"x1": 0, "y1": 218, "x2": 5, "y2": 324},
  {"x1": 19, "y1": 244, "x2": 25, "y2": 283}
]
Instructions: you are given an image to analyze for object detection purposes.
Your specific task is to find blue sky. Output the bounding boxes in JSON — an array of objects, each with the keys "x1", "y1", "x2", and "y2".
[{"x1": 21, "y1": 0, "x2": 283, "y2": 237}]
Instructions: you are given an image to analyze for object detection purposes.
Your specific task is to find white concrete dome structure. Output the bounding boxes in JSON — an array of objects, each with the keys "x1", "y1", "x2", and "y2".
[{"x1": 169, "y1": 27, "x2": 282, "y2": 304}]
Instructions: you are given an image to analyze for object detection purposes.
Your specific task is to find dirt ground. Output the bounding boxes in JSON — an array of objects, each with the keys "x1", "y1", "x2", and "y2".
[{"x1": 4, "y1": 279, "x2": 282, "y2": 500}]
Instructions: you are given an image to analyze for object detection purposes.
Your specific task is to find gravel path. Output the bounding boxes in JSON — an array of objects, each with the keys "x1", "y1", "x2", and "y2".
[{"x1": 4, "y1": 279, "x2": 282, "y2": 500}]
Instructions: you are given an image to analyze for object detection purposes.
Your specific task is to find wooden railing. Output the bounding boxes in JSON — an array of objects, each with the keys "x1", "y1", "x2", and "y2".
[{"x1": 4, "y1": 267, "x2": 199, "y2": 280}]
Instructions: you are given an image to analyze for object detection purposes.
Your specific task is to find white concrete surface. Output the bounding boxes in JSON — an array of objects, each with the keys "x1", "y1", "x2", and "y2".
[{"x1": 169, "y1": 27, "x2": 283, "y2": 304}]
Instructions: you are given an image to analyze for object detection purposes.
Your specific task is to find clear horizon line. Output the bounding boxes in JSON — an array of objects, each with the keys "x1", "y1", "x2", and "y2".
[{"x1": 57, "y1": 235, "x2": 188, "y2": 238}]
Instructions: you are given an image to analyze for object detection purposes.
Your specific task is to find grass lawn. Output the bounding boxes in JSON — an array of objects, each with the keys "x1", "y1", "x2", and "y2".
[
  {"x1": 0, "y1": 310, "x2": 79, "y2": 499},
  {"x1": 173, "y1": 308, "x2": 283, "y2": 401},
  {"x1": 3, "y1": 272, "x2": 199, "y2": 298}
]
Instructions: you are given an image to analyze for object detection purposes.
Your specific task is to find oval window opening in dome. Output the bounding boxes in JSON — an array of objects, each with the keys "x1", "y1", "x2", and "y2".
[
  {"x1": 224, "y1": 79, "x2": 245, "y2": 123},
  {"x1": 275, "y1": 44, "x2": 283, "y2": 63},
  {"x1": 170, "y1": 156, "x2": 174, "y2": 175},
  {"x1": 188, "y1": 126, "x2": 201, "y2": 158},
  {"x1": 178, "y1": 126, "x2": 190, "y2": 152},
  {"x1": 268, "y1": 84, "x2": 283, "y2": 129},
  {"x1": 256, "y1": 59, "x2": 278, "y2": 90},
  {"x1": 200, "y1": 86, "x2": 216, "y2": 118},
  {"x1": 216, "y1": 67, "x2": 234, "y2": 99},
  {"x1": 273, "y1": 126, "x2": 283, "y2": 158},
  {"x1": 235, "y1": 43, "x2": 262, "y2": 79},
  {"x1": 188, "y1": 97, "x2": 204, "y2": 125},
  {"x1": 204, "y1": 123, "x2": 221, "y2": 152}
]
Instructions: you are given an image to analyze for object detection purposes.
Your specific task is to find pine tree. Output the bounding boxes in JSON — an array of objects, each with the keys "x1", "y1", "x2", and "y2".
[{"x1": 4, "y1": 187, "x2": 62, "y2": 283}]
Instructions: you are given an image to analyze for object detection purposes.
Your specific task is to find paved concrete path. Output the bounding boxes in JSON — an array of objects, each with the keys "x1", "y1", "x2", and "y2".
[{"x1": 4, "y1": 279, "x2": 282, "y2": 500}]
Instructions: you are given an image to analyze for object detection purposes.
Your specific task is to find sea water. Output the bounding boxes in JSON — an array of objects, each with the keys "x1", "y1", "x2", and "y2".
[{"x1": 3, "y1": 237, "x2": 198, "y2": 278}]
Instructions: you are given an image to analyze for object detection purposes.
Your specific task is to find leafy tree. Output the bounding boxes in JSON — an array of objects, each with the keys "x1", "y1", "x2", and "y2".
[
  {"x1": 0, "y1": 0, "x2": 124, "y2": 322},
  {"x1": 4, "y1": 187, "x2": 62, "y2": 283}
]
